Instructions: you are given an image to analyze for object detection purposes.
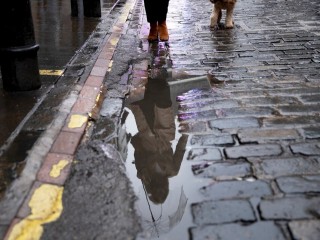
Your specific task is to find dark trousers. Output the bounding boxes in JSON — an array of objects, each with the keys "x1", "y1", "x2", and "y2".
[{"x1": 144, "y1": 0, "x2": 170, "y2": 23}]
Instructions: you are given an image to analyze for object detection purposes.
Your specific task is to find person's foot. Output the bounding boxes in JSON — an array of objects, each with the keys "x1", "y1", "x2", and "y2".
[
  {"x1": 148, "y1": 22, "x2": 158, "y2": 42},
  {"x1": 158, "y1": 21, "x2": 169, "y2": 41}
]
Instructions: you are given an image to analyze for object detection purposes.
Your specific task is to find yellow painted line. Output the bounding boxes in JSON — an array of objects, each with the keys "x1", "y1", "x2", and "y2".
[
  {"x1": 68, "y1": 114, "x2": 88, "y2": 129},
  {"x1": 39, "y1": 70, "x2": 64, "y2": 76},
  {"x1": 108, "y1": 60, "x2": 114, "y2": 72},
  {"x1": 8, "y1": 184, "x2": 63, "y2": 240},
  {"x1": 109, "y1": 35, "x2": 120, "y2": 46},
  {"x1": 50, "y1": 160, "x2": 69, "y2": 178}
]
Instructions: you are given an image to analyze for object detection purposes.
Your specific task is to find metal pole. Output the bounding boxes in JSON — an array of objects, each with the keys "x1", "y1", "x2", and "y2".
[
  {"x1": 0, "y1": 0, "x2": 41, "y2": 91},
  {"x1": 83, "y1": 0, "x2": 101, "y2": 17}
]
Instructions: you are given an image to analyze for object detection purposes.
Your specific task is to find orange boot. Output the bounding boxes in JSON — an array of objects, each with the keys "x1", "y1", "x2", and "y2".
[
  {"x1": 148, "y1": 22, "x2": 158, "y2": 42},
  {"x1": 158, "y1": 21, "x2": 169, "y2": 41}
]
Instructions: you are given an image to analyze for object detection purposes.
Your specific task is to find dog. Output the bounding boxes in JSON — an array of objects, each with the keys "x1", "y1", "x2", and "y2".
[{"x1": 210, "y1": 0, "x2": 237, "y2": 29}]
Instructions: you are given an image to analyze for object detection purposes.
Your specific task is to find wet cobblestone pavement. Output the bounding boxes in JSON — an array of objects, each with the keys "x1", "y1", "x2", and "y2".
[
  {"x1": 1, "y1": 0, "x2": 320, "y2": 239},
  {"x1": 165, "y1": 0, "x2": 320, "y2": 239}
]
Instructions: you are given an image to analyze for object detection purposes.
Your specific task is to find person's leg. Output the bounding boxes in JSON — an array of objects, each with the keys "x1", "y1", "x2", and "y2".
[
  {"x1": 144, "y1": 0, "x2": 159, "y2": 41},
  {"x1": 157, "y1": 0, "x2": 170, "y2": 41}
]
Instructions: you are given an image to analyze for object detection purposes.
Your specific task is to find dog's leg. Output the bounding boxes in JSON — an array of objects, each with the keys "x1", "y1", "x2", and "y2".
[
  {"x1": 225, "y1": 5, "x2": 235, "y2": 28},
  {"x1": 210, "y1": 5, "x2": 221, "y2": 28}
]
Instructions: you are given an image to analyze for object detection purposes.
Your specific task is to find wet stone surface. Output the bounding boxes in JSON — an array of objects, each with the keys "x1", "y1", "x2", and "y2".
[
  {"x1": 199, "y1": 180, "x2": 273, "y2": 200},
  {"x1": 1, "y1": 0, "x2": 320, "y2": 238},
  {"x1": 254, "y1": 157, "x2": 320, "y2": 179},
  {"x1": 289, "y1": 220, "x2": 320, "y2": 240},
  {"x1": 169, "y1": 0, "x2": 320, "y2": 238},
  {"x1": 276, "y1": 175, "x2": 320, "y2": 194},
  {"x1": 42, "y1": 142, "x2": 140, "y2": 240},
  {"x1": 190, "y1": 222, "x2": 286, "y2": 240},
  {"x1": 259, "y1": 197, "x2": 320, "y2": 220},
  {"x1": 193, "y1": 161, "x2": 252, "y2": 180},
  {"x1": 191, "y1": 199, "x2": 256, "y2": 225}
]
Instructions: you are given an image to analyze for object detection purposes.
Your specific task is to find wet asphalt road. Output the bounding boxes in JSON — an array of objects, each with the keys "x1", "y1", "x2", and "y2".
[{"x1": 1, "y1": 0, "x2": 320, "y2": 239}]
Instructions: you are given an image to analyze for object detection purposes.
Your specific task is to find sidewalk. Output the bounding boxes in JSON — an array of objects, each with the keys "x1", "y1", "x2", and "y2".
[{"x1": 1, "y1": 0, "x2": 320, "y2": 239}]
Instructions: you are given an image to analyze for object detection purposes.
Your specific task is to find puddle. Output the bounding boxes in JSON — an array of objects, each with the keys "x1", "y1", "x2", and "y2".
[
  {"x1": 124, "y1": 107, "x2": 211, "y2": 239},
  {"x1": 123, "y1": 55, "x2": 212, "y2": 238}
]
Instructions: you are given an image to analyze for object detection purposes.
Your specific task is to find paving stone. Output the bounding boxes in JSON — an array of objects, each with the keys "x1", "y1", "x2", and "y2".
[
  {"x1": 193, "y1": 161, "x2": 252, "y2": 180},
  {"x1": 300, "y1": 94, "x2": 320, "y2": 103},
  {"x1": 276, "y1": 175, "x2": 320, "y2": 194},
  {"x1": 263, "y1": 116, "x2": 320, "y2": 128},
  {"x1": 37, "y1": 153, "x2": 73, "y2": 186},
  {"x1": 269, "y1": 88, "x2": 320, "y2": 96},
  {"x1": 187, "y1": 148, "x2": 222, "y2": 161},
  {"x1": 85, "y1": 76, "x2": 104, "y2": 87},
  {"x1": 240, "y1": 96, "x2": 301, "y2": 106},
  {"x1": 178, "y1": 109, "x2": 217, "y2": 122},
  {"x1": 290, "y1": 143, "x2": 320, "y2": 156},
  {"x1": 259, "y1": 196, "x2": 320, "y2": 220},
  {"x1": 289, "y1": 220, "x2": 320, "y2": 240},
  {"x1": 190, "y1": 222, "x2": 286, "y2": 240},
  {"x1": 238, "y1": 129, "x2": 301, "y2": 143},
  {"x1": 303, "y1": 127, "x2": 320, "y2": 139},
  {"x1": 50, "y1": 131, "x2": 83, "y2": 155},
  {"x1": 225, "y1": 144, "x2": 282, "y2": 159},
  {"x1": 209, "y1": 117, "x2": 260, "y2": 130},
  {"x1": 179, "y1": 121, "x2": 208, "y2": 133},
  {"x1": 279, "y1": 105, "x2": 320, "y2": 115},
  {"x1": 191, "y1": 199, "x2": 256, "y2": 225},
  {"x1": 199, "y1": 180, "x2": 272, "y2": 200},
  {"x1": 254, "y1": 157, "x2": 320, "y2": 178},
  {"x1": 189, "y1": 134, "x2": 234, "y2": 147},
  {"x1": 220, "y1": 107, "x2": 276, "y2": 118}
]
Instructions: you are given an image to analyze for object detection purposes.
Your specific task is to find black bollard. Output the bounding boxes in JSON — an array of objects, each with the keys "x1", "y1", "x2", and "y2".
[
  {"x1": 0, "y1": 0, "x2": 41, "y2": 91},
  {"x1": 83, "y1": 0, "x2": 101, "y2": 18}
]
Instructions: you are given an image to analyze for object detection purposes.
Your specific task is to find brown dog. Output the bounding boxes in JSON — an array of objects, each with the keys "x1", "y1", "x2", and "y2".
[{"x1": 210, "y1": 0, "x2": 237, "y2": 29}]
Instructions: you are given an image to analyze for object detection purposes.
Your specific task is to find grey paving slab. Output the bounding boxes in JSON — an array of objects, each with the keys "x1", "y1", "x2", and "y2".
[
  {"x1": 191, "y1": 199, "x2": 256, "y2": 225},
  {"x1": 190, "y1": 222, "x2": 286, "y2": 240},
  {"x1": 199, "y1": 180, "x2": 272, "y2": 200},
  {"x1": 289, "y1": 220, "x2": 320, "y2": 240},
  {"x1": 259, "y1": 196, "x2": 320, "y2": 220}
]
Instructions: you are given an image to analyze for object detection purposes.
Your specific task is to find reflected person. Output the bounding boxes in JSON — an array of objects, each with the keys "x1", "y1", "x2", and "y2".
[{"x1": 129, "y1": 77, "x2": 187, "y2": 204}]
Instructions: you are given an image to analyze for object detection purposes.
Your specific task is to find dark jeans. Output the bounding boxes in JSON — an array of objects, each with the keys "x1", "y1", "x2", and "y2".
[{"x1": 144, "y1": 0, "x2": 170, "y2": 23}]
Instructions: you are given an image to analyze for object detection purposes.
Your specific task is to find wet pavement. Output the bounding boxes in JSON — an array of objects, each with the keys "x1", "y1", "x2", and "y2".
[
  {"x1": 1, "y1": 0, "x2": 320, "y2": 239},
  {"x1": 0, "y1": 0, "x2": 119, "y2": 200}
]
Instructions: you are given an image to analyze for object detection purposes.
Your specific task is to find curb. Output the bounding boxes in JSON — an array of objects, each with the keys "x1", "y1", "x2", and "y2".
[{"x1": 3, "y1": 0, "x2": 138, "y2": 239}]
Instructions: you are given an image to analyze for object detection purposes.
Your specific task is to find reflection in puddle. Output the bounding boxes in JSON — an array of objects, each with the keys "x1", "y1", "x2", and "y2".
[{"x1": 124, "y1": 41, "x2": 211, "y2": 239}]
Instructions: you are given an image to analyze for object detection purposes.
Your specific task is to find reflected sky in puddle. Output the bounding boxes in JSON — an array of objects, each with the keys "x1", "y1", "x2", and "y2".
[{"x1": 124, "y1": 41, "x2": 212, "y2": 239}]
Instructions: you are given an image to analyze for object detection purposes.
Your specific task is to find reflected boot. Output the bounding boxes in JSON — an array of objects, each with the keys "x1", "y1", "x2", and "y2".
[
  {"x1": 158, "y1": 21, "x2": 169, "y2": 41},
  {"x1": 148, "y1": 22, "x2": 158, "y2": 42}
]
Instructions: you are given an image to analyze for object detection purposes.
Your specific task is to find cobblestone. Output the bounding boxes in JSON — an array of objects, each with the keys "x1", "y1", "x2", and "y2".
[
  {"x1": 259, "y1": 197, "x2": 320, "y2": 220},
  {"x1": 254, "y1": 157, "x2": 320, "y2": 179},
  {"x1": 194, "y1": 161, "x2": 252, "y2": 180},
  {"x1": 276, "y1": 175, "x2": 320, "y2": 194},
  {"x1": 191, "y1": 199, "x2": 256, "y2": 225},
  {"x1": 289, "y1": 220, "x2": 320, "y2": 240},
  {"x1": 290, "y1": 143, "x2": 320, "y2": 156},
  {"x1": 238, "y1": 129, "x2": 301, "y2": 143},
  {"x1": 186, "y1": 148, "x2": 222, "y2": 161},
  {"x1": 188, "y1": 134, "x2": 234, "y2": 147},
  {"x1": 190, "y1": 222, "x2": 286, "y2": 240},
  {"x1": 209, "y1": 117, "x2": 260, "y2": 130},
  {"x1": 199, "y1": 180, "x2": 272, "y2": 200},
  {"x1": 225, "y1": 144, "x2": 283, "y2": 159}
]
